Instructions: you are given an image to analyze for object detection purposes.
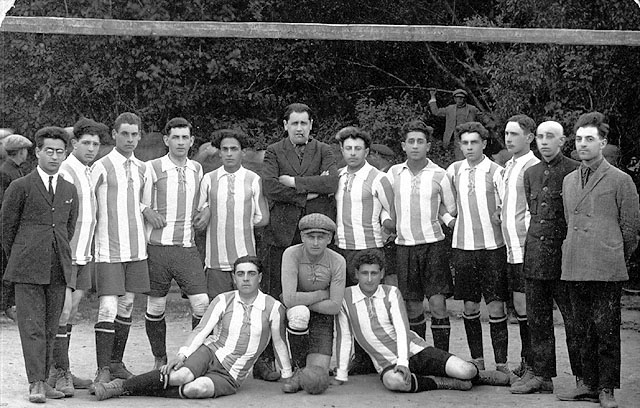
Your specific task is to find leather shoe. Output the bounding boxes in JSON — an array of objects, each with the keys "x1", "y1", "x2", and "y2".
[
  {"x1": 599, "y1": 388, "x2": 618, "y2": 408},
  {"x1": 496, "y1": 363, "x2": 520, "y2": 385},
  {"x1": 253, "y1": 357, "x2": 281, "y2": 382},
  {"x1": 71, "y1": 373, "x2": 93, "y2": 389},
  {"x1": 281, "y1": 369, "x2": 302, "y2": 393},
  {"x1": 510, "y1": 375, "x2": 553, "y2": 394},
  {"x1": 557, "y1": 378, "x2": 599, "y2": 403},
  {"x1": 28, "y1": 381, "x2": 46, "y2": 404},
  {"x1": 42, "y1": 381, "x2": 65, "y2": 399},
  {"x1": 474, "y1": 370, "x2": 510, "y2": 386},
  {"x1": 110, "y1": 362, "x2": 134, "y2": 380},
  {"x1": 54, "y1": 369, "x2": 75, "y2": 397}
]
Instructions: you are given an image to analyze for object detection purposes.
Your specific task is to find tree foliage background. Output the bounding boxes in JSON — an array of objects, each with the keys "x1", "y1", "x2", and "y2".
[{"x1": 1, "y1": 0, "x2": 639, "y2": 168}]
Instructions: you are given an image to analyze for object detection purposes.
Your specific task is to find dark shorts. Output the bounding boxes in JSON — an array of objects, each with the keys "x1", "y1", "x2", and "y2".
[
  {"x1": 507, "y1": 262, "x2": 526, "y2": 293},
  {"x1": 70, "y1": 262, "x2": 93, "y2": 291},
  {"x1": 308, "y1": 311, "x2": 334, "y2": 356},
  {"x1": 147, "y1": 245, "x2": 206, "y2": 298},
  {"x1": 396, "y1": 241, "x2": 453, "y2": 302},
  {"x1": 380, "y1": 346, "x2": 451, "y2": 381},
  {"x1": 95, "y1": 260, "x2": 150, "y2": 296},
  {"x1": 205, "y1": 268, "x2": 234, "y2": 300},
  {"x1": 182, "y1": 344, "x2": 239, "y2": 398},
  {"x1": 336, "y1": 247, "x2": 385, "y2": 287},
  {"x1": 453, "y1": 247, "x2": 508, "y2": 304}
]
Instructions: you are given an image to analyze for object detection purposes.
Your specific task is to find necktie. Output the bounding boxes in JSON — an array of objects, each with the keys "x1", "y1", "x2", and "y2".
[
  {"x1": 124, "y1": 159, "x2": 133, "y2": 191},
  {"x1": 240, "y1": 302, "x2": 253, "y2": 327},
  {"x1": 294, "y1": 144, "x2": 305, "y2": 162},
  {"x1": 581, "y1": 166, "x2": 591, "y2": 188},
  {"x1": 503, "y1": 160, "x2": 515, "y2": 182},
  {"x1": 48, "y1": 175, "x2": 55, "y2": 201}
]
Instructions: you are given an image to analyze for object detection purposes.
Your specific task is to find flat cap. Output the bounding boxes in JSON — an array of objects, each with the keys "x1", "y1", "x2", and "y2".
[
  {"x1": 3, "y1": 134, "x2": 33, "y2": 151},
  {"x1": 299, "y1": 213, "x2": 336, "y2": 235},
  {"x1": 453, "y1": 89, "x2": 468, "y2": 97}
]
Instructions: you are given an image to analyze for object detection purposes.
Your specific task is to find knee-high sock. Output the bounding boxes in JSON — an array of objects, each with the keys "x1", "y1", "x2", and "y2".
[
  {"x1": 95, "y1": 322, "x2": 115, "y2": 369},
  {"x1": 431, "y1": 317, "x2": 451, "y2": 352},
  {"x1": 145, "y1": 312, "x2": 167, "y2": 358},
  {"x1": 409, "y1": 314, "x2": 426, "y2": 339},
  {"x1": 287, "y1": 331, "x2": 309, "y2": 370},
  {"x1": 489, "y1": 315, "x2": 508, "y2": 365},
  {"x1": 515, "y1": 312, "x2": 531, "y2": 364},
  {"x1": 52, "y1": 326, "x2": 69, "y2": 370},
  {"x1": 123, "y1": 369, "x2": 168, "y2": 395},
  {"x1": 408, "y1": 374, "x2": 437, "y2": 392},
  {"x1": 463, "y1": 312, "x2": 483, "y2": 360},
  {"x1": 111, "y1": 315, "x2": 132, "y2": 364},
  {"x1": 191, "y1": 314, "x2": 202, "y2": 330}
]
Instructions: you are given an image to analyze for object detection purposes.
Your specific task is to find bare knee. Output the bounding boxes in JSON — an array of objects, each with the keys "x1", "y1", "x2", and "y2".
[
  {"x1": 188, "y1": 294, "x2": 210, "y2": 317},
  {"x1": 168, "y1": 367, "x2": 195, "y2": 386},
  {"x1": 512, "y1": 292, "x2": 526, "y2": 314},
  {"x1": 382, "y1": 371, "x2": 410, "y2": 392},
  {"x1": 406, "y1": 300, "x2": 424, "y2": 319},
  {"x1": 487, "y1": 300, "x2": 505, "y2": 317},
  {"x1": 428, "y1": 295, "x2": 447, "y2": 318},
  {"x1": 445, "y1": 355, "x2": 477, "y2": 380},
  {"x1": 181, "y1": 377, "x2": 215, "y2": 399}
]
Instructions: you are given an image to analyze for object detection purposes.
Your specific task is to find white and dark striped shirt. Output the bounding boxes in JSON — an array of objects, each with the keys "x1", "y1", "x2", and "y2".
[
  {"x1": 447, "y1": 157, "x2": 505, "y2": 250},
  {"x1": 335, "y1": 162, "x2": 394, "y2": 250},
  {"x1": 92, "y1": 149, "x2": 151, "y2": 263},
  {"x1": 388, "y1": 160, "x2": 456, "y2": 246},
  {"x1": 179, "y1": 290, "x2": 292, "y2": 384},
  {"x1": 198, "y1": 166, "x2": 267, "y2": 271},
  {"x1": 59, "y1": 153, "x2": 96, "y2": 265},
  {"x1": 496, "y1": 151, "x2": 540, "y2": 263},
  {"x1": 335, "y1": 285, "x2": 428, "y2": 382},
  {"x1": 146, "y1": 155, "x2": 202, "y2": 247}
]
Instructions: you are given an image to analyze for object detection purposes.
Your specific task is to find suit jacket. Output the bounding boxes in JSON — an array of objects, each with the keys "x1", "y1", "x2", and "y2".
[
  {"x1": 429, "y1": 102, "x2": 479, "y2": 146},
  {"x1": 0, "y1": 159, "x2": 25, "y2": 208},
  {"x1": 1, "y1": 170, "x2": 78, "y2": 286},
  {"x1": 561, "y1": 159, "x2": 640, "y2": 281},
  {"x1": 262, "y1": 137, "x2": 339, "y2": 247},
  {"x1": 523, "y1": 154, "x2": 579, "y2": 279}
]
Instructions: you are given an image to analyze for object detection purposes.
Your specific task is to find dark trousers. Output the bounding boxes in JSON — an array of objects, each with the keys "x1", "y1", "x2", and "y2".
[
  {"x1": 15, "y1": 282, "x2": 66, "y2": 382},
  {"x1": 260, "y1": 244, "x2": 287, "y2": 300},
  {"x1": 525, "y1": 278, "x2": 582, "y2": 378},
  {"x1": 568, "y1": 281, "x2": 622, "y2": 389}
]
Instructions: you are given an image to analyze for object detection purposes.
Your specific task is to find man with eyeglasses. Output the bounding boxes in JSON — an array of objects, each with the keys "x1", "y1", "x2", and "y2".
[
  {"x1": 1, "y1": 126, "x2": 79, "y2": 403},
  {"x1": 91, "y1": 112, "x2": 154, "y2": 387},
  {"x1": 93, "y1": 255, "x2": 292, "y2": 401},
  {"x1": 46, "y1": 118, "x2": 107, "y2": 396},
  {"x1": 333, "y1": 126, "x2": 394, "y2": 374}
]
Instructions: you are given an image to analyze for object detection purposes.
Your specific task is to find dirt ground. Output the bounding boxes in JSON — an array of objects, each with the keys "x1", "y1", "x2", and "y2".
[{"x1": 1, "y1": 294, "x2": 639, "y2": 408}]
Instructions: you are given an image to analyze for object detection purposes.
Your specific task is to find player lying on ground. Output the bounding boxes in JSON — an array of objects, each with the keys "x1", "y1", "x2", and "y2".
[
  {"x1": 94, "y1": 255, "x2": 292, "y2": 400},
  {"x1": 333, "y1": 250, "x2": 510, "y2": 393}
]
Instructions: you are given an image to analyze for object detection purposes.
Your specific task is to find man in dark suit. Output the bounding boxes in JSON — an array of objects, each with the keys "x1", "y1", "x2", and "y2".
[
  {"x1": 557, "y1": 112, "x2": 640, "y2": 408},
  {"x1": 1, "y1": 127, "x2": 79, "y2": 403},
  {"x1": 256, "y1": 103, "x2": 339, "y2": 380},
  {"x1": 0, "y1": 134, "x2": 33, "y2": 323}
]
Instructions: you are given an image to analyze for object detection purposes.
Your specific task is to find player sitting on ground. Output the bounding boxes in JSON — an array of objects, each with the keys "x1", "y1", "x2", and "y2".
[
  {"x1": 94, "y1": 255, "x2": 292, "y2": 400},
  {"x1": 334, "y1": 250, "x2": 509, "y2": 393}
]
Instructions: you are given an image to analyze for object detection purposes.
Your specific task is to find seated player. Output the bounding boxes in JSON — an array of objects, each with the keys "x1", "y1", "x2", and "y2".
[
  {"x1": 94, "y1": 256, "x2": 292, "y2": 400},
  {"x1": 280, "y1": 213, "x2": 346, "y2": 393},
  {"x1": 334, "y1": 250, "x2": 509, "y2": 393}
]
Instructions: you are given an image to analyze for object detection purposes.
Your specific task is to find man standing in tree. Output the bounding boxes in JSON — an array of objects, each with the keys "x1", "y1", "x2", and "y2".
[
  {"x1": 143, "y1": 118, "x2": 210, "y2": 370},
  {"x1": 429, "y1": 89, "x2": 479, "y2": 161}
]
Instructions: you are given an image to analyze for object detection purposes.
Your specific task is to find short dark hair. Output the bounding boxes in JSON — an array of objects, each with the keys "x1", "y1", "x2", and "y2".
[
  {"x1": 73, "y1": 118, "x2": 109, "y2": 142},
  {"x1": 211, "y1": 129, "x2": 248, "y2": 149},
  {"x1": 335, "y1": 126, "x2": 372, "y2": 149},
  {"x1": 401, "y1": 120, "x2": 433, "y2": 142},
  {"x1": 353, "y1": 250, "x2": 385, "y2": 272},
  {"x1": 506, "y1": 114, "x2": 536, "y2": 135},
  {"x1": 114, "y1": 112, "x2": 142, "y2": 133},
  {"x1": 233, "y1": 255, "x2": 263, "y2": 273},
  {"x1": 455, "y1": 122, "x2": 489, "y2": 141},
  {"x1": 574, "y1": 111, "x2": 609, "y2": 140},
  {"x1": 164, "y1": 117, "x2": 192, "y2": 135},
  {"x1": 34, "y1": 127, "x2": 69, "y2": 149},
  {"x1": 283, "y1": 103, "x2": 314, "y2": 122}
]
